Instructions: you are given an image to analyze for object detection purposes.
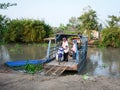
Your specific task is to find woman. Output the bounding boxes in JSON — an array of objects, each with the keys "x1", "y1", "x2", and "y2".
[
  {"x1": 71, "y1": 40, "x2": 77, "y2": 59},
  {"x1": 62, "y1": 38, "x2": 69, "y2": 62}
]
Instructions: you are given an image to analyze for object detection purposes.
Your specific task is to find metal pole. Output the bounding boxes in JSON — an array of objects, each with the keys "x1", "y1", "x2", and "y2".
[{"x1": 46, "y1": 40, "x2": 51, "y2": 59}]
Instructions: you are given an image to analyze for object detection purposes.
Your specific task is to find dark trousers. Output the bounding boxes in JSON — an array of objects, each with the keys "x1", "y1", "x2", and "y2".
[
  {"x1": 64, "y1": 52, "x2": 68, "y2": 61},
  {"x1": 72, "y1": 52, "x2": 76, "y2": 59}
]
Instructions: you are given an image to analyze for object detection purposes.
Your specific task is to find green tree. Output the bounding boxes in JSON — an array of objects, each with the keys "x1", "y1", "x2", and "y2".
[
  {"x1": 58, "y1": 24, "x2": 66, "y2": 33},
  {"x1": 101, "y1": 28, "x2": 120, "y2": 47},
  {"x1": 100, "y1": 14, "x2": 120, "y2": 47},
  {"x1": 5, "y1": 19, "x2": 23, "y2": 42},
  {"x1": 0, "y1": 15, "x2": 10, "y2": 42},
  {"x1": 0, "y1": 2, "x2": 17, "y2": 43},
  {"x1": 67, "y1": 17, "x2": 79, "y2": 34},
  {"x1": 22, "y1": 19, "x2": 46, "y2": 42},
  {"x1": 5, "y1": 19, "x2": 52, "y2": 43},
  {"x1": 44, "y1": 24, "x2": 53, "y2": 37},
  {"x1": 78, "y1": 6, "x2": 99, "y2": 39},
  {"x1": 106, "y1": 15, "x2": 120, "y2": 28},
  {"x1": 69, "y1": 17, "x2": 78, "y2": 27}
]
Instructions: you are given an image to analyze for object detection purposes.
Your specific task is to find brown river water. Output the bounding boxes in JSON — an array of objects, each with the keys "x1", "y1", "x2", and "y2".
[{"x1": 0, "y1": 44, "x2": 120, "y2": 77}]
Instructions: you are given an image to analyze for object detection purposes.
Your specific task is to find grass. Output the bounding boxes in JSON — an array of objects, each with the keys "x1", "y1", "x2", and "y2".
[
  {"x1": 12, "y1": 64, "x2": 43, "y2": 74},
  {"x1": 82, "y1": 74, "x2": 90, "y2": 80},
  {"x1": 25, "y1": 64, "x2": 43, "y2": 74}
]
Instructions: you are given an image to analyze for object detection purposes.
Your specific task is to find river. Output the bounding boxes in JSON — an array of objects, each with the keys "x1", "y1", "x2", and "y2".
[
  {"x1": 83, "y1": 47, "x2": 120, "y2": 77},
  {"x1": 0, "y1": 44, "x2": 120, "y2": 77}
]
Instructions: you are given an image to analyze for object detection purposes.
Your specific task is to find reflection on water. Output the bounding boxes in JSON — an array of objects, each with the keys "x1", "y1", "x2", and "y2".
[
  {"x1": 0, "y1": 45, "x2": 10, "y2": 64},
  {"x1": 0, "y1": 44, "x2": 47, "y2": 64},
  {"x1": 83, "y1": 47, "x2": 120, "y2": 77}
]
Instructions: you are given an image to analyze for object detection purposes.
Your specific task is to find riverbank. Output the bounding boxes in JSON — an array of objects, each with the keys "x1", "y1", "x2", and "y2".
[{"x1": 0, "y1": 71, "x2": 120, "y2": 90}]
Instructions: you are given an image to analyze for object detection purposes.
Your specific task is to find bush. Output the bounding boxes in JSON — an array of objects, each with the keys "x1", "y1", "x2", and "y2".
[
  {"x1": 101, "y1": 27, "x2": 120, "y2": 47},
  {"x1": 25, "y1": 64, "x2": 43, "y2": 74},
  {"x1": 3, "y1": 19, "x2": 53, "y2": 43}
]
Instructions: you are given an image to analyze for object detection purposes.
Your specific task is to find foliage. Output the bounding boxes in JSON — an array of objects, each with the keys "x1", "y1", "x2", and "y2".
[
  {"x1": 106, "y1": 15, "x2": 120, "y2": 28},
  {"x1": 68, "y1": 17, "x2": 79, "y2": 32},
  {"x1": 25, "y1": 64, "x2": 36, "y2": 74},
  {"x1": 25, "y1": 64, "x2": 43, "y2": 74},
  {"x1": 97, "y1": 45, "x2": 106, "y2": 49},
  {"x1": 44, "y1": 24, "x2": 53, "y2": 37},
  {"x1": 100, "y1": 15, "x2": 120, "y2": 48},
  {"x1": 101, "y1": 28, "x2": 120, "y2": 47},
  {"x1": 82, "y1": 74, "x2": 89, "y2": 80},
  {"x1": 69, "y1": 17, "x2": 78, "y2": 27},
  {"x1": 0, "y1": 14, "x2": 10, "y2": 43},
  {"x1": 22, "y1": 19, "x2": 46, "y2": 42},
  {"x1": 52, "y1": 6, "x2": 101, "y2": 36},
  {"x1": 0, "y1": 2, "x2": 24, "y2": 43},
  {"x1": 3, "y1": 19, "x2": 53, "y2": 43},
  {"x1": 56, "y1": 17, "x2": 80, "y2": 34},
  {"x1": 55, "y1": 20, "x2": 80, "y2": 34},
  {"x1": 13, "y1": 63, "x2": 43, "y2": 74},
  {"x1": 78, "y1": 6, "x2": 99, "y2": 39},
  {"x1": 5, "y1": 19, "x2": 24, "y2": 42},
  {"x1": 93, "y1": 40, "x2": 99, "y2": 45},
  {"x1": 0, "y1": 3, "x2": 17, "y2": 9},
  {"x1": 79, "y1": 9, "x2": 98, "y2": 30}
]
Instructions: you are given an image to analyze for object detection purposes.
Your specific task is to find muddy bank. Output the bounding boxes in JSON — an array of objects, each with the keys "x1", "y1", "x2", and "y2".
[{"x1": 0, "y1": 72, "x2": 120, "y2": 90}]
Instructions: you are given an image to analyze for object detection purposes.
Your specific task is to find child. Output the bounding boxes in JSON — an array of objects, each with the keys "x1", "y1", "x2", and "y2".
[{"x1": 56, "y1": 47, "x2": 64, "y2": 62}]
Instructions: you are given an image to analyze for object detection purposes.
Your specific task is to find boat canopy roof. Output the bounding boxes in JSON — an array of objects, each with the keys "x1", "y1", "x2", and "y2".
[{"x1": 55, "y1": 33, "x2": 87, "y2": 42}]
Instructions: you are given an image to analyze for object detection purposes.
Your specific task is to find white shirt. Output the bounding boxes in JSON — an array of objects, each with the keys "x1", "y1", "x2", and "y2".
[
  {"x1": 71, "y1": 44, "x2": 76, "y2": 53},
  {"x1": 62, "y1": 41, "x2": 69, "y2": 53}
]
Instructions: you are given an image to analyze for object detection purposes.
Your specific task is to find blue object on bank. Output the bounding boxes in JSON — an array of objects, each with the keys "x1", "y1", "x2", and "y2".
[{"x1": 5, "y1": 60, "x2": 46, "y2": 67}]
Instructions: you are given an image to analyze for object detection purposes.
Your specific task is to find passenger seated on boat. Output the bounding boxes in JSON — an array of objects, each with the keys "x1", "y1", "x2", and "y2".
[
  {"x1": 62, "y1": 38, "x2": 69, "y2": 62},
  {"x1": 71, "y1": 40, "x2": 77, "y2": 59}
]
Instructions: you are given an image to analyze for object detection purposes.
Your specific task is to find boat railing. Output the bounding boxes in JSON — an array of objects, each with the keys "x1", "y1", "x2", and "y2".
[{"x1": 46, "y1": 40, "x2": 59, "y2": 60}]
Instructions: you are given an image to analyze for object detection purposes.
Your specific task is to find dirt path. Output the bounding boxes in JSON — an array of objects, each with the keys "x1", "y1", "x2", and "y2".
[{"x1": 0, "y1": 72, "x2": 120, "y2": 90}]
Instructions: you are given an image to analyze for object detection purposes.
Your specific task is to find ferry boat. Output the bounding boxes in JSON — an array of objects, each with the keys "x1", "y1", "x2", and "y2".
[{"x1": 44, "y1": 33, "x2": 88, "y2": 74}]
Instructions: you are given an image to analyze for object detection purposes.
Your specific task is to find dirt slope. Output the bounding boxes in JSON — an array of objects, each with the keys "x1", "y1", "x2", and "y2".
[{"x1": 0, "y1": 72, "x2": 120, "y2": 90}]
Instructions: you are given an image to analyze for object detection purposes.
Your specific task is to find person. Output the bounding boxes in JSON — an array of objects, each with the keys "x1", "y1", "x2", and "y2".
[
  {"x1": 77, "y1": 32, "x2": 82, "y2": 50},
  {"x1": 71, "y1": 40, "x2": 77, "y2": 59},
  {"x1": 62, "y1": 37, "x2": 69, "y2": 62},
  {"x1": 56, "y1": 46, "x2": 64, "y2": 62}
]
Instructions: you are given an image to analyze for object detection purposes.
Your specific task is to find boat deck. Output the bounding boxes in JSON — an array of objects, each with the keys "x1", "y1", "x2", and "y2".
[{"x1": 44, "y1": 58, "x2": 77, "y2": 76}]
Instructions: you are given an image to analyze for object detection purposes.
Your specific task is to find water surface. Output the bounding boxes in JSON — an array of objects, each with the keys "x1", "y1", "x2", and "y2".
[
  {"x1": 0, "y1": 44, "x2": 120, "y2": 77},
  {"x1": 82, "y1": 47, "x2": 120, "y2": 77},
  {"x1": 0, "y1": 44, "x2": 47, "y2": 64}
]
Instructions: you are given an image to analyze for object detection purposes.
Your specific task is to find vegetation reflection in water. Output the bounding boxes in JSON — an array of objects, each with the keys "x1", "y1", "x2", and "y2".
[{"x1": 82, "y1": 47, "x2": 120, "y2": 77}]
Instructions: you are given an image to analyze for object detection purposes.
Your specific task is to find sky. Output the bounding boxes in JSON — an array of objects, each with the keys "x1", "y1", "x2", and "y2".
[{"x1": 0, "y1": 0, "x2": 120, "y2": 27}]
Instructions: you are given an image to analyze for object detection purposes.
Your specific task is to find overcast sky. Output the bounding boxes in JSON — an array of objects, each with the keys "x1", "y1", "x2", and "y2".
[{"x1": 1, "y1": 0, "x2": 120, "y2": 27}]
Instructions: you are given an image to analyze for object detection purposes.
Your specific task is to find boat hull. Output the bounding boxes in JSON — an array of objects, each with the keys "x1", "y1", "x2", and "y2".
[{"x1": 5, "y1": 60, "x2": 46, "y2": 67}]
